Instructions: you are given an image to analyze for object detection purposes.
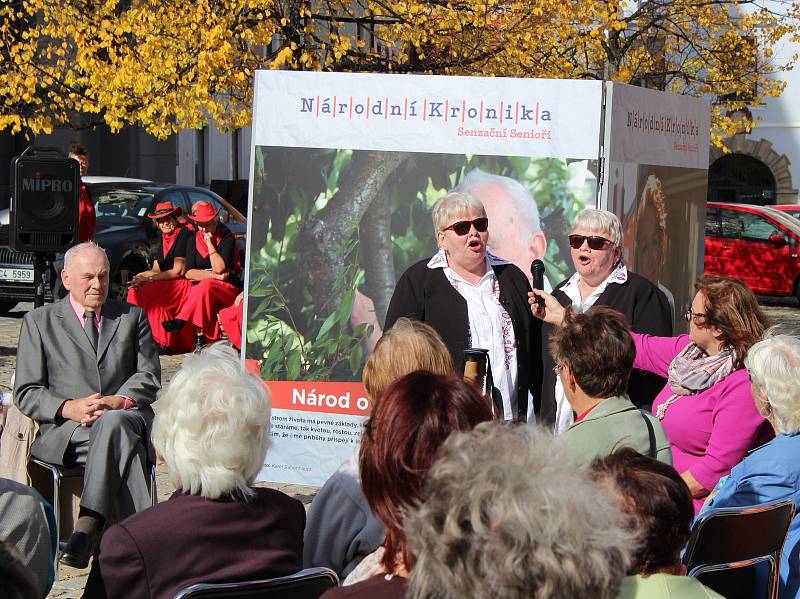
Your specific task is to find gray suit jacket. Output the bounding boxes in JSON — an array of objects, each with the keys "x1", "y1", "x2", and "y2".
[{"x1": 14, "y1": 297, "x2": 161, "y2": 465}]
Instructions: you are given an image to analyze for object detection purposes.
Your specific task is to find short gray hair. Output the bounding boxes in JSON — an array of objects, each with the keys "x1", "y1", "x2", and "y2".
[
  {"x1": 573, "y1": 208, "x2": 624, "y2": 248},
  {"x1": 406, "y1": 423, "x2": 633, "y2": 599},
  {"x1": 64, "y1": 242, "x2": 109, "y2": 270},
  {"x1": 431, "y1": 191, "x2": 486, "y2": 233},
  {"x1": 744, "y1": 330, "x2": 800, "y2": 434},
  {"x1": 456, "y1": 168, "x2": 542, "y2": 234},
  {"x1": 152, "y1": 343, "x2": 271, "y2": 500}
]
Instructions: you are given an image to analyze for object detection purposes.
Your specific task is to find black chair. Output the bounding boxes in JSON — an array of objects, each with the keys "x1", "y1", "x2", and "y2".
[
  {"x1": 29, "y1": 456, "x2": 158, "y2": 554},
  {"x1": 173, "y1": 567, "x2": 339, "y2": 599},
  {"x1": 683, "y1": 498, "x2": 795, "y2": 599}
]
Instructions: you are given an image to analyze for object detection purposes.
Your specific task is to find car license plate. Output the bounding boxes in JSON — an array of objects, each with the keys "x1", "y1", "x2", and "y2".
[{"x1": 0, "y1": 267, "x2": 34, "y2": 282}]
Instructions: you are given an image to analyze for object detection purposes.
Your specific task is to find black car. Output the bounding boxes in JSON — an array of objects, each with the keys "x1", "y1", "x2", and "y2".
[{"x1": 0, "y1": 181, "x2": 247, "y2": 309}]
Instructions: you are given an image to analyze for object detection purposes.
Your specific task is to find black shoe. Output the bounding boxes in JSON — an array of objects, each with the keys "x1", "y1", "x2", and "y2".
[
  {"x1": 59, "y1": 530, "x2": 98, "y2": 569},
  {"x1": 162, "y1": 319, "x2": 186, "y2": 332},
  {"x1": 156, "y1": 343, "x2": 173, "y2": 356},
  {"x1": 193, "y1": 334, "x2": 206, "y2": 353}
]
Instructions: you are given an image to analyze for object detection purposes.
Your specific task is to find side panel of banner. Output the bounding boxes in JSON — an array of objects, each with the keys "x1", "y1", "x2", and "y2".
[
  {"x1": 246, "y1": 72, "x2": 604, "y2": 486},
  {"x1": 602, "y1": 82, "x2": 711, "y2": 335}
]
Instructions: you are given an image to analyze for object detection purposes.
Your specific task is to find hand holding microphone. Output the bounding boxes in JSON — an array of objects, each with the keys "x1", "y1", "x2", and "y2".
[{"x1": 530, "y1": 259, "x2": 545, "y2": 308}]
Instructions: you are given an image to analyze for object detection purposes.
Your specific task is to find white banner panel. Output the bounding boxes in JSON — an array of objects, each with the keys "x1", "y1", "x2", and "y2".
[
  {"x1": 607, "y1": 82, "x2": 711, "y2": 168},
  {"x1": 252, "y1": 71, "x2": 603, "y2": 159}
]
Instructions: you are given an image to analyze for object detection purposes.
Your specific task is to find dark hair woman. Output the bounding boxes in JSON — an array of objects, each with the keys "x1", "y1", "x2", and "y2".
[
  {"x1": 320, "y1": 371, "x2": 493, "y2": 598},
  {"x1": 162, "y1": 201, "x2": 242, "y2": 350},
  {"x1": 127, "y1": 201, "x2": 195, "y2": 353}
]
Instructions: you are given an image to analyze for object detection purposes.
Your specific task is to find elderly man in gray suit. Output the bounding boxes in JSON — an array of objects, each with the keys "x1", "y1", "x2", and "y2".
[{"x1": 14, "y1": 242, "x2": 160, "y2": 569}]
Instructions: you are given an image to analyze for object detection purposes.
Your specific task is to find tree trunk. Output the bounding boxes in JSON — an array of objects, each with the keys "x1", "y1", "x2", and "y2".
[
  {"x1": 300, "y1": 150, "x2": 407, "y2": 314},
  {"x1": 361, "y1": 186, "x2": 395, "y2": 327}
]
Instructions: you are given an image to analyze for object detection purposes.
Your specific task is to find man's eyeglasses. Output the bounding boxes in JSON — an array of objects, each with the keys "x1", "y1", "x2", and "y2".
[
  {"x1": 444, "y1": 217, "x2": 489, "y2": 236},
  {"x1": 684, "y1": 308, "x2": 708, "y2": 323},
  {"x1": 568, "y1": 235, "x2": 612, "y2": 250}
]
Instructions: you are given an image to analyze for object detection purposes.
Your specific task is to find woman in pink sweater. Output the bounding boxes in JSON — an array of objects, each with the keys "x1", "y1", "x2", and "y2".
[{"x1": 532, "y1": 277, "x2": 773, "y2": 512}]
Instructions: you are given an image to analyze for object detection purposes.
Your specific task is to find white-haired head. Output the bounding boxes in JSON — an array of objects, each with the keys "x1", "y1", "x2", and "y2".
[
  {"x1": 455, "y1": 169, "x2": 547, "y2": 272},
  {"x1": 430, "y1": 191, "x2": 486, "y2": 233},
  {"x1": 406, "y1": 423, "x2": 633, "y2": 599},
  {"x1": 745, "y1": 329, "x2": 800, "y2": 434},
  {"x1": 573, "y1": 208, "x2": 624, "y2": 248},
  {"x1": 152, "y1": 342, "x2": 271, "y2": 500},
  {"x1": 64, "y1": 241, "x2": 109, "y2": 271}
]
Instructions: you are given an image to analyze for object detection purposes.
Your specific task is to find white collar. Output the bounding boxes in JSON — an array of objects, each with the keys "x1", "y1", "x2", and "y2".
[
  {"x1": 426, "y1": 248, "x2": 510, "y2": 270},
  {"x1": 563, "y1": 260, "x2": 628, "y2": 290}
]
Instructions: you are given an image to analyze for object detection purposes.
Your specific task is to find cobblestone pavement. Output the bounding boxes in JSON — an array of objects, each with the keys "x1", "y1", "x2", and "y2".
[{"x1": 0, "y1": 299, "x2": 797, "y2": 597}]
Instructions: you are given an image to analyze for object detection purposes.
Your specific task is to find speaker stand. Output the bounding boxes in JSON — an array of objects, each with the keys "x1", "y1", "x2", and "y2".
[{"x1": 33, "y1": 253, "x2": 55, "y2": 309}]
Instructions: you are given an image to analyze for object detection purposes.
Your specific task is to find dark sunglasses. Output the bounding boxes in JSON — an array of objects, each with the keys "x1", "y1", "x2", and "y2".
[
  {"x1": 444, "y1": 217, "x2": 489, "y2": 236},
  {"x1": 568, "y1": 234, "x2": 611, "y2": 250}
]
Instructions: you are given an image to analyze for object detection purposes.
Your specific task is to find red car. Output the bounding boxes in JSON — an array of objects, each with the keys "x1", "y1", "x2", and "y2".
[
  {"x1": 771, "y1": 204, "x2": 800, "y2": 221},
  {"x1": 705, "y1": 202, "x2": 800, "y2": 300}
]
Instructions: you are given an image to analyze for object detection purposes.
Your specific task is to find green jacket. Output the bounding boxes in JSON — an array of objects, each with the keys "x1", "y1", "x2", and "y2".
[
  {"x1": 618, "y1": 574, "x2": 724, "y2": 599},
  {"x1": 560, "y1": 395, "x2": 672, "y2": 469}
]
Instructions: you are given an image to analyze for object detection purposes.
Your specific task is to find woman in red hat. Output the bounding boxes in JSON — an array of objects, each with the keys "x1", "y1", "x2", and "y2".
[
  {"x1": 163, "y1": 201, "x2": 242, "y2": 350},
  {"x1": 127, "y1": 201, "x2": 196, "y2": 353}
]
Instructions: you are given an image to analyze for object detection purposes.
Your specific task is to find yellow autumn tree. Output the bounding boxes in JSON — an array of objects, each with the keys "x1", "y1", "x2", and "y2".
[{"x1": 0, "y1": 0, "x2": 797, "y2": 144}]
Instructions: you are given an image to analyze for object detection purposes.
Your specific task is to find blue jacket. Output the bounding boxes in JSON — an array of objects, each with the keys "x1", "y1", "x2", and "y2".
[{"x1": 702, "y1": 434, "x2": 800, "y2": 599}]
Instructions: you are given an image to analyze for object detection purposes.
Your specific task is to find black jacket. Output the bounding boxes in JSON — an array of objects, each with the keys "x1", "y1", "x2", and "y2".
[
  {"x1": 385, "y1": 258, "x2": 542, "y2": 422},
  {"x1": 539, "y1": 270, "x2": 672, "y2": 426}
]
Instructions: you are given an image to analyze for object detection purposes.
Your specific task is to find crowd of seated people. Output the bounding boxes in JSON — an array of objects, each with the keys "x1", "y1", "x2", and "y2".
[{"x1": 7, "y1": 276, "x2": 800, "y2": 599}]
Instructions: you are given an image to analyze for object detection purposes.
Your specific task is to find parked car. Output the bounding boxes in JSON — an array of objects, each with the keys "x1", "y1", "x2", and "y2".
[
  {"x1": 705, "y1": 202, "x2": 800, "y2": 301},
  {"x1": 0, "y1": 181, "x2": 246, "y2": 310},
  {"x1": 770, "y1": 204, "x2": 800, "y2": 221}
]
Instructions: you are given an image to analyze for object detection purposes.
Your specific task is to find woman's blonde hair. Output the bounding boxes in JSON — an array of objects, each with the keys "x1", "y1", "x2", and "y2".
[{"x1": 363, "y1": 318, "x2": 454, "y2": 401}]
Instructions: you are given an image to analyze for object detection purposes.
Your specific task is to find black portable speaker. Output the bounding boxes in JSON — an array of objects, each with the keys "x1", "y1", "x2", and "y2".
[{"x1": 10, "y1": 146, "x2": 80, "y2": 253}]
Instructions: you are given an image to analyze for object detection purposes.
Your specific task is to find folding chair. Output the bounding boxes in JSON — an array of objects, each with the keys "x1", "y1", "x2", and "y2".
[
  {"x1": 683, "y1": 498, "x2": 795, "y2": 599},
  {"x1": 173, "y1": 567, "x2": 339, "y2": 599},
  {"x1": 29, "y1": 456, "x2": 158, "y2": 554}
]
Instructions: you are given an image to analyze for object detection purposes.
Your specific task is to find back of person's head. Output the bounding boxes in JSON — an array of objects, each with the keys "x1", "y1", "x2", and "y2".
[
  {"x1": 695, "y1": 277, "x2": 768, "y2": 366},
  {"x1": 360, "y1": 371, "x2": 494, "y2": 574},
  {"x1": 550, "y1": 305, "x2": 635, "y2": 398},
  {"x1": 588, "y1": 447, "x2": 693, "y2": 575},
  {"x1": 363, "y1": 318, "x2": 454, "y2": 401},
  {"x1": 152, "y1": 342, "x2": 271, "y2": 500},
  {"x1": 745, "y1": 330, "x2": 800, "y2": 434},
  {"x1": 406, "y1": 423, "x2": 633, "y2": 599},
  {"x1": 0, "y1": 540, "x2": 37, "y2": 599},
  {"x1": 68, "y1": 142, "x2": 88, "y2": 158}
]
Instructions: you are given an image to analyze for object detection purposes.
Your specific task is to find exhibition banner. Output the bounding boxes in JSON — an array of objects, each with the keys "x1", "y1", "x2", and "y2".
[
  {"x1": 602, "y1": 83, "x2": 711, "y2": 333},
  {"x1": 246, "y1": 71, "x2": 604, "y2": 485}
]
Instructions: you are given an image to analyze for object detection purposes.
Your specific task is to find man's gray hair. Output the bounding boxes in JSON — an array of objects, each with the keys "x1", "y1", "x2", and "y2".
[
  {"x1": 64, "y1": 242, "x2": 109, "y2": 270},
  {"x1": 406, "y1": 423, "x2": 633, "y2": 599},
  {"x1": 152, "y1": 343, "x2": 272, "y2": 500},
  {"x1": 573, "y1": 208, "x2": 624, "y2": 248},
  {"x1": 745, "y1": 329, "x2": 800, "y2": 435},
  {"x1": 456, "y1": 168, "x2": 542, "y2": 234}
]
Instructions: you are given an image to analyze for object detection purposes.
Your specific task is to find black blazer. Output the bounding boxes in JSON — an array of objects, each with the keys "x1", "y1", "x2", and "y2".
[
  {"x1": 385, "y1": 258, "x2": 542, "y2": 422},
  {"x1": 538, "y1": 270, "x2": 672, "y2": 426}
]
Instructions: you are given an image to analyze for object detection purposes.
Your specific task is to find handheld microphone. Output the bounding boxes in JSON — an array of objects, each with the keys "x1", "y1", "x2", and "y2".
[{"x1": 531, "y1": 259, "x2": 545, "y2": 308}]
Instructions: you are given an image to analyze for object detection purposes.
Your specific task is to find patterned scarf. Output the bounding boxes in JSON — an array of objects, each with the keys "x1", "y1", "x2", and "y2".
[{"x1": 667, "y1": 343, "x2": 735, "y2": 396}]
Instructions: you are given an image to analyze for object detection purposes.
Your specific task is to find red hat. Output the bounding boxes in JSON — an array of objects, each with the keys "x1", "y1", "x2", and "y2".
[
  {"x1": 188, "y1": 202, "x2": 221, "y2": 223},
  {"x1": 148, "y1": 201, "x2": 182, "y2": 219}
]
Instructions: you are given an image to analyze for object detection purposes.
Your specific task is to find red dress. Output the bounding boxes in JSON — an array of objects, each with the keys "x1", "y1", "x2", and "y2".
[
  {"x1": 176, "y1": 224, "x2": 241, "y2": 341},
  {"x1": 127, "y1": 227, "x2": 195, "y2": 353},
  {"x1": 78, "y1": 183, "x2": 96, "y2": 242},
  {"x1": 218, "y1": 302, "x2": 243, "y2": 350}
]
